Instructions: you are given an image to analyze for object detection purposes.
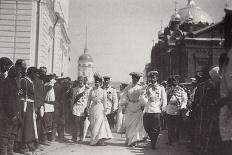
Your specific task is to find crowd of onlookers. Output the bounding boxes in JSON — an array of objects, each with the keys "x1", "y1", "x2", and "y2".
[
  {"x1": 0, "y1": 58, "x2": 75, "y2": 154},
  {"x1": 0, "y1": 54, "x2": 231, "y2": 155}
]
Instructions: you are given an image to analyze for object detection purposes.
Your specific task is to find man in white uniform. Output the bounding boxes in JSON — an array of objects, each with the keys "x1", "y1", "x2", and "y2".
[{"x1": 102, "y1": 76, "x2": 118, "y2": 129}]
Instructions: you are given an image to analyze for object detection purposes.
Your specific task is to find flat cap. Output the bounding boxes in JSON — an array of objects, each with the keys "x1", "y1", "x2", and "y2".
[
  {"x1": 129, "y1": 72, "x2": 144, "y2": 77},
  {"x1": 147, "y1": 71, "x2": 159, "y2": 77}
]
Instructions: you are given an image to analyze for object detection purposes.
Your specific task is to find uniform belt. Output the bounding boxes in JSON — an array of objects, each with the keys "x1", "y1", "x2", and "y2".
[
  {"x1": 128, "y1": 99, "x2": 139, "y2": 103},
  {"x1": 44, "y1": 102, "x2": 54, "y2": 105},
  {"x1": 20, "y1": 98, "x2": 34, "y2": 102}
]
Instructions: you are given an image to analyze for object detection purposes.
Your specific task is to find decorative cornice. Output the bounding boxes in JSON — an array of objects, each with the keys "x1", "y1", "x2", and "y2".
[{"x1": 41, "y1": 0, "x2": 57, "y2": 23}]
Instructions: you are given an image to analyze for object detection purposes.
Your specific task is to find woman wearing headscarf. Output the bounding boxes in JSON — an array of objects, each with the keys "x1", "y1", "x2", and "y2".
[
  {"x1": 120, "y1": 72, "x2": 147, "y2": 147},
  {"x1": 87, "y1": 73, "x2": 113, "y2": 146}
]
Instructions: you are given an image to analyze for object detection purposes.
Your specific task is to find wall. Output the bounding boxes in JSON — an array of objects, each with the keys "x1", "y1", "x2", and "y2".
[{"x1": 0, "y1": 0, "x2": 33, "y2": 65}]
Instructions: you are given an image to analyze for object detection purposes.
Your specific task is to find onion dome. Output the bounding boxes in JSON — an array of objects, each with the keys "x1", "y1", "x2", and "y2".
[
  {"x1": 185, "y1": 11, "x2": 194, "y2": 23},
  {"x1": 177, "y1": 0, "x2": 213, "y2": 24},
  {"x1": 78, "y1": 53, "x2": 93, "y2": 63},
  {"x1": 78, "y1": 48, "x2": 93, "y2": 63},
  {"x1": 170, "y1": 11, "x2": 181, "y2": 22}
]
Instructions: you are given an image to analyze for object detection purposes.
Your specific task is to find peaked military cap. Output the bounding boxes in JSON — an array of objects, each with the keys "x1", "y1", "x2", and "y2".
[
  {"x1": 148, "y1": 71, "x2": 159, "y2": 77},
  {"x1": 103, "y1": 75, "x2": 111, "y2": 80},
  {"x1": 129, "y1": 72, "x2": 144, "y2": 77}
]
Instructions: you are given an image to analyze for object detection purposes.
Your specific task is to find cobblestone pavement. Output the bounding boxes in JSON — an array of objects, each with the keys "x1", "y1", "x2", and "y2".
[{"x1": 15, "y1": 130, "x2": 193, "y2": 155}]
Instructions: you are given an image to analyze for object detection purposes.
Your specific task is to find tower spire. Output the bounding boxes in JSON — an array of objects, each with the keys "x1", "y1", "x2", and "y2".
[
  {"x1": 84, "y1": 25, "x2": 88, "y2": 53},
  {"x1": 161, "y1": 20, "x2": 163, "y2": 30},
  {"x1": 174, "y1": 0, "x2": 177, "y2": 12}
]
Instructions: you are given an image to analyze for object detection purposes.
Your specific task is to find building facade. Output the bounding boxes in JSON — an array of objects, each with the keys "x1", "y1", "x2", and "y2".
[
  {"x1": 0, "y1": 0, "x2": 70, "y2": 76},
  {"x1": 148, "y1": 0, "x2": 225, "y2": 83}
]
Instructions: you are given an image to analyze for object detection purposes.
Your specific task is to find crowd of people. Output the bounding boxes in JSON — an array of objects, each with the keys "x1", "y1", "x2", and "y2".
[
  {"x1": 0, "y1": 55, "x2": 223, "y2": 155},
  {"x1": 0, "y1": 10, "x2": 232, "y2": 155},
  {"x1": 0, "y1": 55, "x2": 232, "y2": 155}
]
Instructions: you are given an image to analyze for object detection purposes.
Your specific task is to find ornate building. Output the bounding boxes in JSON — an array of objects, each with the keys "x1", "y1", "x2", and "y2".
[
  {"x1": 148, "y1": 0, "x2": 224, "y2": 83},
  {"x1": 0, "y1": 0, "x2": 71, "y2": 76},
  {"x1": 77, "y1": 29, "x2": 94, "y2": 83}
]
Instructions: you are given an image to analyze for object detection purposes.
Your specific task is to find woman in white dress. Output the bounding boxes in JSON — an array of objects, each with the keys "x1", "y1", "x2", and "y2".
[
  {"x1": 120, "y1": 72, "x2": 147, "y2": 147},
  {"x1": 87, "y1": 73, "x2": 113, "y2": 146}
]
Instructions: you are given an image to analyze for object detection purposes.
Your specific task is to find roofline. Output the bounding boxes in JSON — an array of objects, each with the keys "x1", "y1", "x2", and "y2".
[
  {"x1": 184, "y1": 37, "x2": 223, "y2": 41},
  {"x1": 192, "y1": 21, "x2": 223, "y2": 37}
]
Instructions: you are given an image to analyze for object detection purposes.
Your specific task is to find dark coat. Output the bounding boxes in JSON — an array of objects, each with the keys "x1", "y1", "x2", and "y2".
[
  {"x1": 1, "y1": 77, "x2": 20, "y2": 135},
  {"x1": 2, "y1": 78, "x2": 19, "y2": 119},
  {"x1": 33, "y1": 77, "x2": 45, "y2": 110},
  {"x1": 16, "y1": 77, "x2": 37, "y2": 143}
]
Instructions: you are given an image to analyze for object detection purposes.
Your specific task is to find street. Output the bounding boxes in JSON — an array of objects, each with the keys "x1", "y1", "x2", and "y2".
[{"x1": 21, "y1": 130, "x2": 192, "y2": 155}]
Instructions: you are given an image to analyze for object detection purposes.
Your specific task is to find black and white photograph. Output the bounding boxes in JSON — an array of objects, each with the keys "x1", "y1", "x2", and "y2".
[{"x1": 0, "y1": 0, "x2": 231, "y2": 155}]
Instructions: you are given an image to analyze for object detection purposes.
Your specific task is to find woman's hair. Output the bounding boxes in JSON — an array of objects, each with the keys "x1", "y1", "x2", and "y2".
[
  {"x1": 94, "y1": 72, "x2": 102, "y2": 83},
  {"x1": 8, "y1": 66, "x2": 21, "y2": 78}
]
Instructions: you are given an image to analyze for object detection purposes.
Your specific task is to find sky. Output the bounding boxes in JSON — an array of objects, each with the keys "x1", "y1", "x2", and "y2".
[{"x1": 67, "y1": 0, "x2": 225, "y2": 82}]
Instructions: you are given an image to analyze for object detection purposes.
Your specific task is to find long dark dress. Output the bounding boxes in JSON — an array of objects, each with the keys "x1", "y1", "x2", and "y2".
[{"x1": 193, "y1": 80, "x2": 221, "y2": 155}]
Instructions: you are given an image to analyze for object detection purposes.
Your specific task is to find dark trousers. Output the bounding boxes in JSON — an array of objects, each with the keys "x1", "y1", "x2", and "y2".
[
  {"x1": 160, "y1": 113, "x2": 167, "y2": 130},
  {"x1": 167, "y1": 114, "x2": 181, "y2": 143},
  {"x1": 143, "y1": 113, "x2": 161, "y2": 148},
  {"x1": 220, "y1": 141, "x2": 232, "y2": 155},
  {"x1": 36, "y1": 112, "x2": 47, "y2": 142},
  {"x1": 72, "y1": 115, "x2": 85, "y2": 141},
  {"x1": 44, "y1": 112, "x2": 54, "y2": 141},
  {"x1": 0, "y1": 121, "x2": 16, "y2": 155},
  {"x1": 106, "y1": 113, "x2": 116, "y2": 129}
]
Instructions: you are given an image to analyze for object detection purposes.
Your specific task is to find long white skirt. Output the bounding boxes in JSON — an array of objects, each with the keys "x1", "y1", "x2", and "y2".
[
  {"x1": 116, "y1": 107, "x2": 126, "y2": 133},
  {"x1": 125, "y1": 104, "x2": 146, "y2": 146},
  {"x1": 89, "y1": 103, "x2": 113, "y2": 145}
]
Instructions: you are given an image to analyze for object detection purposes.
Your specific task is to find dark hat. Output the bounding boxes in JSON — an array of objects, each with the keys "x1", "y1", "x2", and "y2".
[
  {"x1": 161, "y1": 81, "x2": 167, "y2": 85},
  {"x1": 56, "y1": 76, "x2": 67, "y2": 81},
  {"x1": 147, "y1": 71, "x2": 159, "y2": 77},
  {"x1": 129, "y1": 72, "x2": 143, "y2": 78},
  {"x1": 27, "y1": 67, "x2": 38, "y2": 74},
  {"x1": 167, "y1": 76, "x2": 178, "y2": 84},
  {"x1": 76, "y1": 76, "x2": 84, "y2": 82}
]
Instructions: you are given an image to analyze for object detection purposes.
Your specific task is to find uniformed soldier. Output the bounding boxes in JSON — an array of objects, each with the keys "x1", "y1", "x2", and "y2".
[
  {"x1": 71, "y1": 76, "x2": 90, "y2": 142},
  {"x1": 143, "y1": 71, "x2": 167, "y2": 149},
  {"x1": 165, "y1": 76, "x2": 188, "y2": 145},
  {"x1": 102, "y1": 76, "x2": 118, "y2": 129}
]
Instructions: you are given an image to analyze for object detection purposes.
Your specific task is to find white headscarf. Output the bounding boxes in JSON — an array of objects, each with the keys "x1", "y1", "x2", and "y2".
[{"x1": 209, "y1": 66, "x2": 221, "y2": 82}]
